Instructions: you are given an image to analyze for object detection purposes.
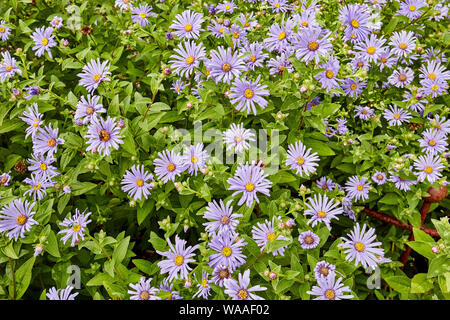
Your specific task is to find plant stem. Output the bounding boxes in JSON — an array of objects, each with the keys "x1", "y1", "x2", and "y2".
[{"x1": 9, "y1": 258, "x2": 16, "y2": 300}]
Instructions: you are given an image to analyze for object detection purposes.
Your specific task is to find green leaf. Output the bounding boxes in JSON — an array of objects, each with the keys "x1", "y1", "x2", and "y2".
[
  {"x1": 46, "y1": 230, "x2": 61, "y2": 258},
  {"x1": 14, "y1": 257, "x2": 36, "y2": 299},
  {"x1": 86, "y1": 273, "x2": 115, "y2": 286},
  {"x1": 428, "y1": 256, "x2": 450, "y2": 278},
  {"x1": 112, "y1": 236, "x2": 130, "y2": 265},
  {"x1": 407, "y1": 241, "x2": 435, "y2": 260},
  {"x1": 304, "y1": 139, "x2": 335, "y2": 156},
  {"x1": 149, "y1": 232, "x2": 167, "y2": 252},
  {"x1": 137, "y1": 200, "x2": 155, "y2": 225},
  {"x1": 132, "y1": 259, "x2": 159, "y2": 276},
  {"x1": 410, "y1": 273, "x2": 434, "y2": 293},
  {"x1": 71, "y1": 182, "x2": 98, "y2": 196},
  {"x1": 379, "y1": 193, "x2": 400, "y2": 205},
  {"x1": 1, "y1": 242, "x2": 19, "y2": 259},
  {"x1": 383, "y1": 274, "x2": 411, "y2": 295}
]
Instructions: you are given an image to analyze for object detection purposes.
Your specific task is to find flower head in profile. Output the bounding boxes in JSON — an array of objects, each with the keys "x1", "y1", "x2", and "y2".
[
  {"x1": 159, "y1": 279, "x2": 183, "y2": 300},
  {"x1": 85, "y1": 116, "x2": 123, "y2": 157},
  {"x1": 30, "y1": 26, "x2": 56, "y2": 58},
  {"x1": 131, "y1": 4, "x2": 156, "y2": 27},
  {"x1": 19, "y1": 103, "x2": 44, "y2": 138},
  {"x1": 154, "y1": 149, "x2": 186, "y2": 183},
  {"x1": 77, "y1": 58, "x2": 111, "y2": 93},
  {"x1": 170, "y1": 9, "x2": 204, "y2": 40},
  {"x1": 0, "y1": 199, "x2": 39, "y2": 241},
  {"x1": 46, "y1": 286, "x2": 78, "y2": 300},
  {"x1": 58, "y1": 208, "x2": 92, "y2": 247},
  {"x1": 227, "y1": 161, "x2": 272, "y2": 208},
  {"x1": 32, "y1": 123, "x2": 65, "y2": 156},
  {"x1": 223, "y1": 123, "x2": 255, "y2": 154},
  {"x1": 304, "y1": 193, "x2": 343, "y2": 230},
  {"x1": 307, "y1": 273, "x2": 353, "y2": 300},
  {"x1": 341, "y1": 223, "x2": 385, "y2": 269},
  {"x1": 286, "y1": 140, "x2": 320, "y2": 177},
  {"x1": 156, "y1": 235, "x2": 199, "y2": 282},
  {"x1": 203, "y1": 199, "x2": 242, "y2": 236},
  {"x1": 224, "y1": 270, "x2": 266, "y2": 300},
  {"x1": 229, "y1": 75, "x2": 270, "y2": 115},
  {"x1": 121, "y1": 165, "x2": 154, "y2": 201},
  {"x1": 128, "y1": 277, "x2": 160, "y2": 300}
]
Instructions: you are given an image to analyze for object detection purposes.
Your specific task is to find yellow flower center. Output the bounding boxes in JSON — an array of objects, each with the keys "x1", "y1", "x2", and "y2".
[
  {"x1": 320, "y1": 266, "x2": 329, "y2": 276},
  {"x1": 297, "y1": 157, "x2": 305, "y2": 165},
  {"x1": 431, "y1": 85, "x2": 439, "y2": 92},
  {"x1": 48, "y1": 138, "x2": 56, "y2": 147},
  {"x1": 250, "y1": 55, "x2": 257, "y2": 62},
  {"x1": 428, "y1": 73, "x2": 436, "y2": 80},
  {"x1": 191, "y1": 156, "x2": 198, "y2": 163},
  {"x1": 140, "y1": 12, "x2": 147, "y2": 19},
  {"x1": 381, "y1": 57, "x2": 387, "y2": 63},
  {"x1": 304, "y1": 236, "x2": 314, "y2": 244},
  {"x1": 274, "y1": 3, "x2": 281, "y2": 7},
  {"x1": 220, "y1": 215, "x2": 230, "y2": 225},
  {"x1": 16, "y1": 214, "x2": 28, "y2": 225},
  {"x1": 356, "y1": 184, "x2": 364, "y2": 191},
  {"x1": 140, "y1": 291, "x2": 150, "y2": 300},
  {"x1": 72, "y1": 223, "x2": 81, "y2": 232},
  {"x1": 326, "y1": 70, "x2": 334, "y2": 79},
  {"x1": 233, "y1": 32, "x2": 239, "y2": 39},
  {"x1": 234, "y1": 136, "x2": 243, "y2": 143},
  {"x1": 244, "y1": 88, "x2": 254, "y2": 99},
  {"x1": 428, "y1": 139, "x2": 436, "y2": 146},
  {"x1": 222, "y1": 63, "x2": 231, "y2": 72},
  {"x1": 366, "y1": 46, "x2": 376, "y2": 55},
  {"x1": 377, "y1": 174, "x2": 384, "y2": 180},
  {"x1": 245, "y1": 182, "x2": 255, "y2": 192},
  {"x1": 409, "y1": 5, "x2": 416, "y2": 11},
  {"x1": 202, "y1": 278, "x2": 208, "y2": 288},
  {"x1": 266, "y1": 232, "x2": 276, "y2": 242},
  {"x1": 225, "y1": 4, "x2": 231, "y2": 9},
  {"x1": 33, "y1": 184, "x2": 41, "y2": 190},
  {"x1": 244, "y1": 22, "x2": 250, "y2": 27},
  {"x1": 93, "y1": 73, "x2": 101, "y2": 83},
  {"x1": 357, "y1": 61, "x2": 364, "y2": 68},
  {"x1": 40, "y1": 163, "x2": 47, "y2": 171},
  {"x1": 399, "y1": 43, "x2": 408, "y2": 50},
  {"x1": 350, "y1": 83, "x2": 357, "y2": 90},
  {"x1": 185, "y1": 56, "x2": 195, "y2": 64},
  {"x1": 99, "y1": 129, "x2": 110, "y2": 141},
  {"x1": 174, "y1": 254, "x2": 184, "y2": 266},
  {"x1": 325, "y1": 289, "x2": 335, "y2": 299},
  {"x1": 33, "y1": 120, "x2": 40, "y2": 127},
  {"x1": 219, "y1": 269, "x2": 230, "y2": 279},
  {"x1": 237, "y1": 289, "x2": 248, "y2": 300},
  {"x1": 184, "y1": 24, "x2": 193, "y2": 32},
  {"x1": 222, "y1": 246, "x2": 232, "y2": 257},
  {"x1": 6, "y1": 65, "x2": 13, "y2": 72},
  {"x1": 41, "y1": 38, "x2": 49, "y2": 46},
  {"x1": 278, "y1": 32, "x2": 286, "y2": 41},
  {"x1": 321, "y1": 185, "x2": 328, "y2": 190},
  {"x1": 394, "y1": 113, "x2": 401, "y2": 119},
  {"x1": 0, "y1": 27, "x2": 5, "y2": 33},
  {"x1": 362, "y1": 109, "x2": 368, "y2": 114},
  {"x1": 218, "y1": 27, "x2": 225, "y2": 34},
  {"x1": 85, "y1": 106, "x2": 95, "y2": 115},
  {"x1": 167, "y1": 163, "x2": 176, "y2": 172},
  {"x1": 317, "y1": 210, "x2": 327, "y2": 218},
  {"x1": 308, "y1": 41, "x2": 319, "y2": 51},
  {"x1": 0, "y1": 177, "x2": 7, "y2": 185},
  {"x1": 398, "y1": 74, "x2": 407, "y2": 82},
  {"x1": 351, "y1": 19, "x2": 359, "y2": 28},
  {"x1": 301, "y1": 21, "x2": 309, "y2": 27},
  {"x1": 136, "y1": 179, "x2": 144, "y2": 187},
  {"x1": 424, "y1": 166, "x2": 433, "y2": 174},
  {"x1": 354, "y1": 242, "x2": 365, "y2": 252}
]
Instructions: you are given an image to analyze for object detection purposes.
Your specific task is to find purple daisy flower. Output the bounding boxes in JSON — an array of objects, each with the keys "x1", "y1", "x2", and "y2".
[
  {"x1": 208, "y1": 20, "x2": 228, "y2": 38},
  {"x1": 339, "y1": 4, "x2": 371, "y2": 42},
  {"x1": 24, "y1": 86, "x2": 40, "y2": 100},
  {"x1": 307, "y1": 273, "x2": 353, "y2": 300},
  {"x1": 115, "y1": 0, "x2": 133, "y2": 11},
  {"x1": 32, "y1": 123, "x2": 65, "y2": 156},
  {"x1": 170, "y1": 10, "x2": 204, "y2": 40},
  {"x1": 377, "y1": 48, "x2": 397, "y2": 71},
  {"x1": 203, "y1": 199, "x2": 242, "y2": 236},
  {"x1": 419, "y1": 60, "x2": 450, "y2": 83},
  {"x1": 268, "y1": 53, "x2": 293, "y2": 76},
  {"x1": 131, "y1": 4, "x2": 156, "y2": 27},
  {"x1": 229, "y1": 75, "x2": 269, "y2": 115},
  {"x1": 74, "y1": 95, "x2": 106, "y2": 125},
  {"x1": 398, "y1": 0, "x2": 427, "y2": 20},
  {"x1": 85, "y1": 116, "x2": 123, "y2": 157},
  {"x1": 121, "y1": 164, "x2": 154, "y2": 201},
  {"x1": 389, "y1": 173, "x2": 417, "y2": 191},
  {"x1": 372, "y1": 171, "x2": 387, "y2": 185},
  {"x1": 354, "y1": 34, "x2": 387, "y2": 63},
  {"x1": 58, "y1": 208, "x2": 92, "y2": 247},
  {"x1": 229, "y1": 24, "x2": 248, "y2": 48},
  {"x1": 30, "y1": 26, "x2": 56, "y2": 59},
  {"x1": 350, "y1": 53, "x2": 369, "y2": 72},
  {"x1": 207, "y1": 46, "x2": 245, "y2": 84},
  {"x1": 341, "y1": 78, "x2": 366, "y2": 98},
  {"x1": 77, "y1": 58, "x2": 111, "y2": 93},
  {"x1": 156, "y1": 235, "x2": 199, "y2": 282},
  {"x1": 389, "y1": 31, "x2": 416, "y2": 57},
  {"x1": 50, "y1": 16, "x2": 63, "y2": 29},
  {"x1": 19, "y1": 103, "x2": 44, "y2": 139},
  {"x1": 418, "y1": 128, "x2": 448, "y2": 155},
  {"x1": 0, "y1": 199, "x2": 38, "y2": 241},
  {"x1": 193, "y1": 272, "x2": 212, "y2": 299},
  {"x1": 224, "y1": 270, "x2": 266, "y2": 300},
  {"x1": 169, "y1": 40, "x2": 206, "y2": 77},
  {"x1": 304, "y1": 193, "x2": 343, "y2": 230},
  {"x1": 0, "y1": 20, "x2": 11, "y2": 41},
  {"x1": 316, "y1": 176, "x2": 336, "y2": 191},
  {"x1": 208, "y1": 231, "x2": 247, "y2": 271},
  {"x1": 294, "y1": 28, "x2": 332, "y2": 64},
  {"x1": 430, "y1": 114, "x2": 450, "y2": 135},
  {"x1": 216, "y1": 1, "x2": 237, "y2": 14},
  {"x1": 171, "y1": 79, "x2": 187, "y2": 95},
  {"x1": 0, "y1": 51, "x2": 22, "y2": 82},
  {"x1": 298, "y1": 230, "x2": 320, "y2": 249},
  {"x1": 223, "y1": 123, "x2": 255, "y2": 153},
  {"x1": 227, "y1": 161, "x2": 272, "y2": 208},
  {"x1": 285, "y1": 140, "x2": 320, "y2": 177},
  {"x1": 154, "y1": 149, "x2": 186, "y2": 183},
  {"x1": 419, "y1": 78, "x2": 448, "y2": 98},
  {"x1": 27, "y1": 152, "x2": 59, "y2": 181},
  {"x1": 0, "y1": 172, "x2": 11, "y2": 186},
  {"x1": 314, "y1": 56, "x2": 342, "y2": 92},
  {"x1": 242, "y1": 42, "x2": 268, "y2": 71},
  {"x1": 46, "y1": 286, "x2": 78, "y2": 300},
  {"x1": 388, "y1": 67, "x2": 414, "y2": 88},
  {"x1": 314, "y1": 261, "x2": 336, "y2": 281},
  {"x1": 341, "y1": 223, "x2": 385, "y2": 269},
  {"x1": 413, "y1": 154, "x2": 444, "y2": 183},
  {"x1": 159, "y1": 279, "x2": 183, "y2": 300},
  {"x1": 263, "y1": 20, "x2": 295, "y2": 53},
  {"x1": 237, "y1": 12, "x2": 257, "y2": 30},
  {"x1": 344, "y1": 176, "x2": 371, "y2": 202},
  {"x1": 212, "y1": 264, "x2": 233, "y2": 287},
  {"x1": 252, "y1": 218, "x2": 288, "y2": 256},
  {"x1": 383, "y1": 105, "x2": 412, "y2": 126},
  {"x1": 182, "y1": 143, "x2": 208, "y2": 176},
  {"x1": 354, "y1": 105, "x2": 375, "y2": 120},
  {"x1": 128, "y1": 277, "x2": 160, "y2": 300},
  {"x1": 268, "y1": 0, "x2": 293, "y2": 13}
]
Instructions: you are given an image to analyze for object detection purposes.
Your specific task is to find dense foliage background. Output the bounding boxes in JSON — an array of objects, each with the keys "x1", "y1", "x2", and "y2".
[{"x1": 0, "y1": 0, "x2": 449, "y2": 300}]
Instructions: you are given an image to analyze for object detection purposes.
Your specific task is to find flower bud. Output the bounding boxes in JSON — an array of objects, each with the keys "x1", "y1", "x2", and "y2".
[{"x1": 269, "y1": 272, "x2": 277, "y2": 280}]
